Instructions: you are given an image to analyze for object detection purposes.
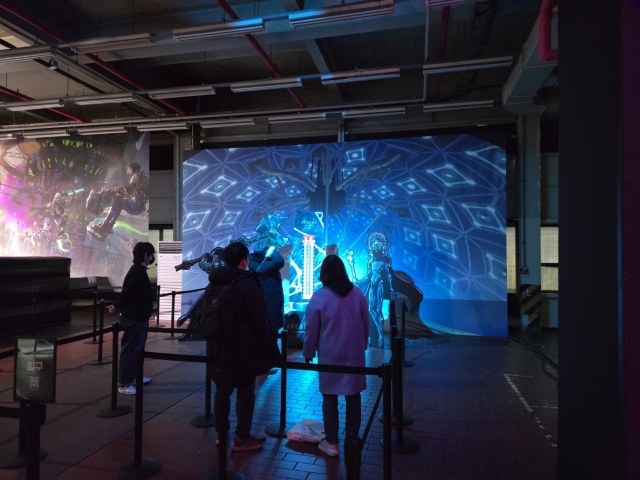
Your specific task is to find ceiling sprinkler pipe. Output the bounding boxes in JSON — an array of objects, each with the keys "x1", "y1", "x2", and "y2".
[
  {"x1": 0, "y1": 85, "x2": 88, "y2": 123},
  {"x1": 216, "y1": 0, "x2": 307, "y2": 108},
  {"x1": 433, "y1": 5, "x2": 451, "y2": 102},
  {"x1": 538, "y1": 0, "x2": 558, "y2": 61}
]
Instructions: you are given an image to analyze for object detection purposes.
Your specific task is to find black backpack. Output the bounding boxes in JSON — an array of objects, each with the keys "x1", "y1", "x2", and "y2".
[{"x1": 199, "y1": 277, "x2": 242, "y2": 341}]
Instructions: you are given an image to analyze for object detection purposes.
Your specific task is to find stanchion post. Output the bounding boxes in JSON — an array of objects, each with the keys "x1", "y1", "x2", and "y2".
[
  {"x1": 88, "y1": 301, "x2": 112, "y2": 366},
  {"x1": 344, "y1": 436, "x2": 361, "y2": 480},
  {"x1": 31, "y1": 291, "x2": 37, "y2": 338},
  {"x1": 25, "y1": 403, "x2": 45, "y2": 480},
  {"x1": 389, "y1": 337, "x2": 420, "y2": 453},
  {"x1": 155, "y1": 285, "x2": 161, "y2": 326},
  {"x1": 382, "y1": 364, "x2": 392, "y2": 480},
  {"x1": 164, "y1": 291, "x2": 179, "y2": 340},
  {"x1": 401, "y1": 302, "x2": 414, "y2": 367},
  {"x1": 96, "y1": 323, "x2": 131, "y2": 418},
  {"x1": 86, "y1": 290, "x2": 99, "y2": 344},
  {"x1": 191, "y1": 361, "x2": 215, "y2": 427},
  {"x1": 265, "y1": 330, "x2": 295, "y2": 437}
]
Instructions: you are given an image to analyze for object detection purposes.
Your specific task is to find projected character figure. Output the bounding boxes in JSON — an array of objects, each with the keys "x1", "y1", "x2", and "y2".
[
  {"x1": 43, "y1": 192, "x2": 68, "y2": 239},
  {"x1": 86, "y1": 163, "x2": 149, "y2": 241}
]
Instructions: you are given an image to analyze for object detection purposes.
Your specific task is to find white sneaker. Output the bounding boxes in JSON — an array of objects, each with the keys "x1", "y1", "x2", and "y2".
[
  {"x1": 118, "y1": 385, "x2": 136, "y2": 395},
  {"x1": 318, "y1": 439, "x2": 339, "y2": 457},
  {"x1": 143, "y1": 377, "x2": 152, "y2": 384}
]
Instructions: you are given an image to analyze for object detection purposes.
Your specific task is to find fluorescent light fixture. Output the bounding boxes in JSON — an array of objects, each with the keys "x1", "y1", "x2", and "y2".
[
  {"x1": 423, "y1": 56, "x2": 513, "y2": 75},
  {"x1": 0, "y1": 46, "x2": 54, "y2": 64},
  {"x1": 268, "y1": 113, "x2": 327, "y2": 124},
  {"x1": 341, "y1": 106, "x2": 406, "y2": 119},
  {"x1": 289, "y1": 0, "x2": 394, "y2": 28},
  {"x1": 173, "y1": 18, "x2": 265, "y2": 42},
  {"x1": 0, "y1": 132, "x2": 16, "y2": 140},
  {"x1": 422, "y1": 100, "x2": 494, "y2": 113},
  {"x1": 60, "y1": 34, "x2": 154, "y2": 54},
  {"x1": 74, "y1": 93, "x2": 136, "y2": 105},
  {"x1": 24, "y1": 130, "x2": 70, "y2": 139},
  {"x1": 136, "y1": 123, "x2": 189, "y2": 132},
  {"x1": 200, "y1": 118, "x2": 256, "y2": 128},
  {"x1": 77, "y1": 127, "x2": 128, "y2": 135},
  {"x1": 148, "y1": 85, "x2": 215, "y2": 99},
  {"x1": 6, "y1": 99, "x2": 65, "y2": 112},
  {"x1": 321, "y1": 67, "x2": 400, "y2": 85},
  {"x1": 230, "y1": 77, "x2": 303, "y2": 93}
]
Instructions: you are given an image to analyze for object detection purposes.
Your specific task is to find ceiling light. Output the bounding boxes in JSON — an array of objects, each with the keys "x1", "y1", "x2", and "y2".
[
  {"x1": 230, "y1": 77, "x2": 303, "y2": 93},
  {"x1": 268, "y1": 113, "x2": 327, "y2": 124},
  {"x1": 422, "y1": 100, "x2": 494, "y2": 112},
  {"x1": 289, "y1": 0, "x2": 394, "y2": 28},
  {"x1": 136, "y1": 123, "x2": 189, "y2": 132},
  {"x1": 0, "y1": 46, "x2": 54, "y2": 64},
  {"x1": 173, "y1": 18, "x2": 265, "y2": 42},
  {"x1": 6, "y1": 99, "x2": 65, "y2": 112},
  {"x1": 24, "y1": 130, "x2": 70, "y2": 139},
  {"x1": 0, "y1": 132, "x2": 16, "y2": 140},
  {"x1": 77, "y1": 127, "x2": 128, "y2": 135},
  {"x1": 60, "y1": 34, "x2": 154, "y2": 54},
  {"x1": 423, "y1": 56, "x2": 513, "y2": 75},
  {"x1": 74, "y1": 93, "x2": 136, "y2": 106},
  {"x1": 200, "y1": 119, "x2": 256, "y2": 128},
  {"x1": 148, "y1": 85, "x2": 215, "y2": 99},
  {"x1": 321, "y1": 67, "x2": 400, "y2": 85},
  {"x1": 341, "y1": 106, "x2": 406, "y2": 119}
]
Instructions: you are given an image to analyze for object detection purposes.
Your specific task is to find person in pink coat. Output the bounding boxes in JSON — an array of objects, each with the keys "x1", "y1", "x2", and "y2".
[{"x1": 303, "y1": 255, "x2": 370, "y2": 457}]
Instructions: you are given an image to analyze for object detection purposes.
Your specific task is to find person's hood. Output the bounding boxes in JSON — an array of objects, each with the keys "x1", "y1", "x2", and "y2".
[
  {"x1": 324, "y1": 278, "x2": 353, "y2": 297},
  {"x1": 208, "y1": 265, "x2": 251, "y2": 286}
]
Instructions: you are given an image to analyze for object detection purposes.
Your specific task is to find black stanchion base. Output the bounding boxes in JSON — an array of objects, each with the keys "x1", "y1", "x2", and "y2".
[
  {"x1": 84, "y1": 339, "x2": 100, "y2": 344},
  {"x1": 190, "y1": 413, "x2": 215, "y2": 428},
  {"x1": 403, "y1": 361, "x2": 415, "y2": 367},
  {"x1": 0, "y1": 449, "x2": 47, "y2": 469},
  {"x1": 382, "y1": 435, "x2": 420, "y2": 453},
  {"x1": 87, "y1": 358, "x2": 113, "y2": 366},
  {"x1": 377, "y1": 413, "x2": 413, "y2": 425},
  {"x1": 201, "y1": 471, "x2": 246, "y2": 480},
  {"x1": 264, "y1": 421, "x2": 295, "y2": 438},
  {"x1": 96, "y1": 405, "x2": 133, "y2": 418},
  {"x1": 114, "y1": 458, "x2": 161, "y2": 480}
]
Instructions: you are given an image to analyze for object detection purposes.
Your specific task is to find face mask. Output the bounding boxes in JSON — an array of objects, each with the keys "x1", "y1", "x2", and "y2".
[{"x1": 148, "y1": 253, "x2": 156, "y2": 265}]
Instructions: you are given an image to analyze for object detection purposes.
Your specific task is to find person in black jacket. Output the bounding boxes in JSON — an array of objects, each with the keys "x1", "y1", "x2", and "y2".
[
  {"x1": 107, "y1": 241, "x2": 155, "y2": 395},
  {"x1": 206, "y1": 242, "x2": 278, "y2": 452}
]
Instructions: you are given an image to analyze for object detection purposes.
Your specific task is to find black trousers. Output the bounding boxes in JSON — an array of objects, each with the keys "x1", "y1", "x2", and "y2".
[
  {"x1": 322, "y1": 393, "x2": 362, "y2": 445},
  {"x1": 118, "y1": 315, "x2": 148, "y2": 387}
]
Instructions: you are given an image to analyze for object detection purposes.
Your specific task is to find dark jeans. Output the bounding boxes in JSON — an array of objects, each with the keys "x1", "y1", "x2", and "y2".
[
  {"x1": 118, "y1": 315, "x2": 148, "y2": 387},
  {"x1": 214, "y1": 376, "x2": 256, "y2": 439},
  {"x1": 322, "y1": 393, "x2": 362, "y2": 445}
]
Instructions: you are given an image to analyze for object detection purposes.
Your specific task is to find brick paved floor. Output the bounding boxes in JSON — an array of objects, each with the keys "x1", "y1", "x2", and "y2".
[{"x1": 0, "y1": 327, "x2": 558, "y2": 480}]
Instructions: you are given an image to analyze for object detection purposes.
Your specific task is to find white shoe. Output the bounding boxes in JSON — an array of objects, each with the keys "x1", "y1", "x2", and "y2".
[
  {"x1": 318, "y1": 439, "x2": 339, "y2": 457},
  {"x1": 118, "y1": 385, "x2": 136, "y2": 395},
  {"x1": 143, "y1": 377, "x2": 152, "y2": 384}
]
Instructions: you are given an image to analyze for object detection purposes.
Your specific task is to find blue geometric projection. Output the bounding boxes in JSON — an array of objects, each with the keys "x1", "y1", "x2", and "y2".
[{"x1": 181, "y1": 135, "x2": 507, "y2": 336}]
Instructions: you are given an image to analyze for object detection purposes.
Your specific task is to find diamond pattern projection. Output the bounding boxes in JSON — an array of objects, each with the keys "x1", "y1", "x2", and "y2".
[
  {"x1": 404, "y1": 227, "x2": 421, "y2": 246},
  {"x1": 461, "y1": 204, "x2": 505, "y2": 233},
  {"x1": 342, "y1": 167, "x2": 358, "y2": 179},
  {"x1": 435, "y1": 268, "x2": 457, "y2": 297},
  {"x1": 423, "y1": 205, "x2": 451, "y2": 224},
  {"x1": 265, "y1": 177, "x2": 280, "y2": 188},
  {"x1": 427, "y1": 164, "x2": 474, "y2": 188},
  {"x1": 346, "y1": 149, "x2": 366, "y2": 164},
  {"x1": 397, "y1": 177, "x2": 427, "y2": 195},
  {"x1": 183, "y1": 210, "x2": 210, "y2": 233},
  {"x1": 183, "y1": 160, "x2": 209, "y2": 184},
  {"x1": 237, "y1": 186, "x2": 260, "y2": 202},
  {"x1": 486, "y1": 253, "x2": 507, "y2": 285},
  {"x1": 373, "y1": 186, "x2": 394, "y2": 200},
  {"x1": 432, "y1": 234, "x2": 458, "y2": 259},
  {"x1": 200, "y1": 176, "x2": 237, "y2": 197},
  {"x1": 218, "y1": 211, "x2": 241, "y2": 227}
]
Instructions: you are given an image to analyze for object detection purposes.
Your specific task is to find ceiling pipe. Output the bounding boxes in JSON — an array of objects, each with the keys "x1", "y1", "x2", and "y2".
[
  {"x1": 216, "y1": 0, "x2": 307, "y2": 108},
  {"x1": 0, "y1": 1, "x2": 188, "y2": 116},
  {"x1": 432, "y1": 5, "x2": 451, "y2": 102},
  {"x1": 422, "y1": 1, "x2": 431, "y2": 101},
  {"x1": 0, "y1": 86, "x2": 87, "y2": 123},
  {"x1": 538, "y1": 0, "x2": 558, "y2": 61}
]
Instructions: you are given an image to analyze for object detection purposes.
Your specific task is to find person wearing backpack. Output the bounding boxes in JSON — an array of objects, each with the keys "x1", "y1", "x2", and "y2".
[
  {"x1": 204, "y1": 241, "x2": 278, "y2": 451},
  {"x1": 303, "y1": 255, "x2": 370, "y2": 457}
]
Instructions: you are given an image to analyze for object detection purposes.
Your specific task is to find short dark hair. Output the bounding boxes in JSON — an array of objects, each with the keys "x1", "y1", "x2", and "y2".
[
  {"x1": 132, "y1": 241, "x2": 155, "y2": 264},
  {"x1": 319, "y1": 255, "x2": 349, "y2": 285},
  {"x1": 223, "y1": 242, "x2": 249, "y2": 268}
]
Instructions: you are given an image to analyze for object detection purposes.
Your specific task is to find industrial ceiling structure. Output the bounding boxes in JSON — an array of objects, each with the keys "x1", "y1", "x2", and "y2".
[{"x1": 0, "y1": 0, "x2": 557, "y2": 143}]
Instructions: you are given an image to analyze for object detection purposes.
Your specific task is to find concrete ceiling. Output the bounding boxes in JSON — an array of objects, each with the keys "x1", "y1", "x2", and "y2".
[{"x1": 0, "y1": 0, "x2": 550, "y2": 140}]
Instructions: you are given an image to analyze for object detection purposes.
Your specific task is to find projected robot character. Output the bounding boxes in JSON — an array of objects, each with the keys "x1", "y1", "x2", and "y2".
[
  {"x1": 86, "y1": 162, "x2": 148, "y2": 241},
  {"x1": 173, "y1": 214, "x2": 289, "y2": 340}
]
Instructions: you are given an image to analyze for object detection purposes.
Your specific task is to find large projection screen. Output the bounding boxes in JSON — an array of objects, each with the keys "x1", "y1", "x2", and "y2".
[
  {"x1": 0, "y1": 133, "x2": 150, "y2": 284},
  {"x1": 181, "y1": 135, "x2": 507, "y2": 338}
]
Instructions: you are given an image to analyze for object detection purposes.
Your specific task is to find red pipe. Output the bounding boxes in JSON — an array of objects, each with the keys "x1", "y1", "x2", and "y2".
[
  {"x1": 0, "y1": 0, "x2": 187, "y2": 116},
  {"x1": 216, "y1": 0, "x2": 307, "y2": 108},
  {"x1": 0, "y1": 85, "x2": 88, "y2": 123},
  {"x1": 432, "y1": 5, "x2": 451, "y2": 102},
  {"x1": 539, "y1": 0, "x2": 558, "y2": 62}
]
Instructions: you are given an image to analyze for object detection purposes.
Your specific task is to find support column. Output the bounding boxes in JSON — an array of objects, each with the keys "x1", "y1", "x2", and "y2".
[
  {"x1": 517, "y1": 114, "x2": 542, "y2": 330},
  {"x1": 173, "y1": 134, "x2": 183, "y2": 242}
]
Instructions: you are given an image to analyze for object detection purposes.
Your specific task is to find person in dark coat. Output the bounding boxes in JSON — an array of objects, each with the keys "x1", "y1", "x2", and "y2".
[
  {"x1": 249, "y1": 245, "x2": 285, "y2": 374},
  {"x1": 303, "y1": 255, "x2": 370, "y2": 457},
  {"x1": 107, "y1": 241, "x2": 156, "y2": 395},
  {"x1": 205, "y1": 242, "x2": 278, "y2": 452}
]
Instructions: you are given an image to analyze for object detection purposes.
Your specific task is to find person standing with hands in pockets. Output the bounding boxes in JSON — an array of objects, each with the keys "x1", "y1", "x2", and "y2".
[
  {"x1": 303, "y1": 255, "x2": 370, "y2": 457},
  {"x1": 107, "y1": 241, "x2": 156, "y2": 395}
]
